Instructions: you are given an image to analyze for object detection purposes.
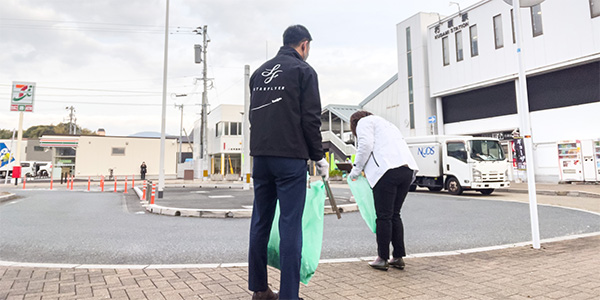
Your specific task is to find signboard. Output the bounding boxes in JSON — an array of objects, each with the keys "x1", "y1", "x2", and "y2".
[
  {"x1": 10, "y1": 81, "x2": 35, "y2": 112},
  {"x1": 428, "y1": 115, "x2": 437, "y2": 124},
  {"x1": 0, "y1": 143, "x2": 15, "y2": 168},
  {"x1": 512, "y1": 137, "x2": 527, "y2": 170}
]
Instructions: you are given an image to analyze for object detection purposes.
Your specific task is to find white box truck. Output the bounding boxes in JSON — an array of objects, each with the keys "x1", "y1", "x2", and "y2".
[{"x1": 405, "y1": 135, "x2": 510, "y2": 195}]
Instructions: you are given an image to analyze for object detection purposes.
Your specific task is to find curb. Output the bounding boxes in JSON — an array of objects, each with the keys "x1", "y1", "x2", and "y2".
[
  {"x1": 0, "y1": 193, "x2": 18, "y2": 204},
  {"x1": 132, "y1": 185, "x2": 358, "y2": 218},
  {"x1": 499, "y1": 188, "x2": 600, "y2": 198},
  {"x1": 1, "y1": 231, "x2": 598, "y2": 270},
  {"x1": 141, "y1": 203, "x2": 359, "y2": 219}
]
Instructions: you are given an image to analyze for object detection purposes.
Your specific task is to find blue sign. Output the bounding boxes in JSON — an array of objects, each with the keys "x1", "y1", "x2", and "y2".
[
  {"x1": 418, "y1": 146, "x2": 436, "y2": 158},
  {"x1": 428, "y1": 115, "x2": 437, "y2": 124},
  {"x1": 0, "y1": 143, "x2": 15, "y2": 168}
]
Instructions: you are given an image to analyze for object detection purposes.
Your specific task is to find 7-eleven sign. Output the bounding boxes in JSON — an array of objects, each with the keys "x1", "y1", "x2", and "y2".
[{"x1": 10, "y1": 81, "x2": 35, "y2": 112}]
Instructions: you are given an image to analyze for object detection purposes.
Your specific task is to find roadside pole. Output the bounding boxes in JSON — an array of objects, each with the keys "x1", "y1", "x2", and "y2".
[
  {"x1": 242, "y1": 65, "x2": 251, "y2": 190},
  {"x1": 4, "y1": 129, "x2": 15, "y2": 185},
  {"x1": 158, "y1": 0, "x2": 170, "y2": 199},
  {"x1": 10, "y1": 82, "x2": 36, "y2": 185},
  {"x1": 510, "y1": 0, "x2": 542, "y2": 249}
]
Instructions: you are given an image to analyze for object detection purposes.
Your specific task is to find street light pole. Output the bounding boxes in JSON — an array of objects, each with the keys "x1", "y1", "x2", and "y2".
[
  {"x1": 511, "y1": 0, "x2": 541, "y2": 249},
  {"x1": 158, "y1": 0, "x2": 170, "y2": 199}
]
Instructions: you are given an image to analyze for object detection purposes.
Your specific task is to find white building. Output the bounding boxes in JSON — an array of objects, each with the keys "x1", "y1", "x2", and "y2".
[
  {"x1": 38, "y1": 135, "x2": 178, "y2": 179},
  {"x1": 356, "y1": 0, "x2": 600, "y2": 182},
  {"x1": 194, "y1": 104, "x2": 244, "y2": 179}
]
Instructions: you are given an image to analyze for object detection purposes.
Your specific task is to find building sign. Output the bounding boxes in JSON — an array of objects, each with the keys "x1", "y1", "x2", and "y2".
[
  {"x1": 10, "y1": 81, "x2": 35, "y2": 112},
  {"x1": 40, "y1": 137, "x2": 79, "y2": 147},
  {"x1": 435, "y1": 17, "x2": 470, "y2": 40}
]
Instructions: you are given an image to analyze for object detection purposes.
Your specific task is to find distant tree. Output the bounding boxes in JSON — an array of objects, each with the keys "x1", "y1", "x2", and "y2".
[
  {"x1": 0, "y1": 129, "x2": 14, "y2": 139},
  {"x1": 24, "y1": 125, "x2": 56, "y2": 138},
  {"x1": 1, "y1": 123, "x2": 98, "y2": 139},
  {"x1": 80, "y1": 128, "x2": 96, "y2": 136}
]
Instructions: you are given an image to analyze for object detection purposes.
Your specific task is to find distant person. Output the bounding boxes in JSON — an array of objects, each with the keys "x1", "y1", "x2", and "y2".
[
  {"x1": 348, "y1": 111, "x2": 419, "y2": 271},
  {"x1": 140, "y1": 162, "x2": 147, "y2": 180},
  {"x1": 248, "y1": 24, "x2": 328, "y2": 300}
]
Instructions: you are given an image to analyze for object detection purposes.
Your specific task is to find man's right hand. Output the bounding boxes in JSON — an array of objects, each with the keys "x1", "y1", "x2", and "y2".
[{"x1": 315, "y1": 158, "x2": 329, "y2": 180}]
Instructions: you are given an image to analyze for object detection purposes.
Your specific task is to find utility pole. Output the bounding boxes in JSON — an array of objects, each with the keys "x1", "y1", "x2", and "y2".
[
  {"x1": 194, "y1": 25, "x2": 210, "y2": 179},
  {"x1": 65, "y1": 106, "x2": 76, "y2": 134}
]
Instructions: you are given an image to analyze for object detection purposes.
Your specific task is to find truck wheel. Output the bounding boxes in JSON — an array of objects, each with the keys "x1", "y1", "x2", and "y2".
[
  {"x1": 479, "y1": 189, "x2": 494, "y2": 195},
  {"x1": 428, "y1": 187, "x2": 443, "y2": 192},
  {"x1": 409, "y1": 184, "x2": 417, "y2": 192},
  {"x1": 446, "y1": 178, "x2": 463, "y2": 195}
]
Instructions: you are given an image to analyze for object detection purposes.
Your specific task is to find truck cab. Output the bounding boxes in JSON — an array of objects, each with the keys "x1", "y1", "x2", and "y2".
[{"x1": 406, "y1": 135, "x2": 510, "y2": 195}]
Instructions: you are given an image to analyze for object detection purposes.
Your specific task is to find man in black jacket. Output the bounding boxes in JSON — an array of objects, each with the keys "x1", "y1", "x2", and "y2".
[{"x1": 248, "y1": 25, "x2": 329, "y2": 300}]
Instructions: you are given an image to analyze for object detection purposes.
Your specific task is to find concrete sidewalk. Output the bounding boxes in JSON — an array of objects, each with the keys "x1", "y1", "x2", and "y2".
[{"x1": 1, "y1": 234, "x2": 598, "y2": 299}]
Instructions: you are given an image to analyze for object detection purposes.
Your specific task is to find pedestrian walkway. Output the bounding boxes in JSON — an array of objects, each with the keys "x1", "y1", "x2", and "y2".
[{"x1": 1, "y1": 234, "x2": 598, "y2": 299}]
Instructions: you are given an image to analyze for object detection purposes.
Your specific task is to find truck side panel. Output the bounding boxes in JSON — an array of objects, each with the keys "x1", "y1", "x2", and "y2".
[{"x1": 408, "y1": 143, "x2": 442, "y2": 177}]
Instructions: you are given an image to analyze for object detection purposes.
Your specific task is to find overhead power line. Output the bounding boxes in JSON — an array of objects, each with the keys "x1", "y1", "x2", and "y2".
[
  {"x1": 0, "y1": 84, "x2": 160, "y2": 94},
  {"x1": 27, "y1": 99, "x2": 164, "y2": 106},
  {"x1": 0, "y1": 18, "x2": 196, "y2": 34}
]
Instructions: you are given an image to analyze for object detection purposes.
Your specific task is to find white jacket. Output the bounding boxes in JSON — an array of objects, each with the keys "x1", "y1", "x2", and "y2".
[{"x1": 353, "y1": 115, "x2": 419, "y2": 187}]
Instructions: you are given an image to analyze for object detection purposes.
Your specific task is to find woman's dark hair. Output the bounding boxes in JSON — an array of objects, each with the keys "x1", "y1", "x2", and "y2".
[
  {"x1": 283, "y1": 25, "x2": 312, "y2": 47},
  {"x1": 350, "y1": 110, "x2": 373, "y2": 136}
]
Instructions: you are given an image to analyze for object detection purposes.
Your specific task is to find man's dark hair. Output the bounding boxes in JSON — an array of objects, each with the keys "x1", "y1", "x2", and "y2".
[{"x1": 283, "y1": 25, "x2": 312, "y2": 47}]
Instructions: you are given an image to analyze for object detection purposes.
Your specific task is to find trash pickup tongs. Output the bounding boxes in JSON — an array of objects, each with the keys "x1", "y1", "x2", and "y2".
[{"x1": 322, "y1": 176, "x2": 342, "y2": 219}]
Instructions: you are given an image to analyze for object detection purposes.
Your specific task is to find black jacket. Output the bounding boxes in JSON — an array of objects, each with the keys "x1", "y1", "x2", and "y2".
[{"x1": 249, "y1": 46, "x2": 324, "y2": 161}]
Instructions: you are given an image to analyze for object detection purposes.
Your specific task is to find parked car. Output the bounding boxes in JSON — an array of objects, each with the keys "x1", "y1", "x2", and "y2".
[{"x1": 36, "y1": 162, "x2": 52, "y2": 177}]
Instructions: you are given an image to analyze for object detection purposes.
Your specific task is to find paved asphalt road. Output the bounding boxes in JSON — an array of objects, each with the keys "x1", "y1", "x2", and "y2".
[{"x1": 1, "y1": 189, "x2": 599, "y2": 265}]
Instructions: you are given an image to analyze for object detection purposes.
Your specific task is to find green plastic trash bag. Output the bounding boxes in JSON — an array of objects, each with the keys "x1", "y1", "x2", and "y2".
[
  {"x1": 267, "y1": 180, "x2": 326, "y2": 284},
  {"x1": 347, "y1": 176, "x2": 376, "y2": 233}
]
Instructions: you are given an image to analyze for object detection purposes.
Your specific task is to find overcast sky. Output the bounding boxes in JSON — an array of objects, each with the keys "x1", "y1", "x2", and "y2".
[{"x1": 1, "y1": 0, "x2": 480, "y2": 136}]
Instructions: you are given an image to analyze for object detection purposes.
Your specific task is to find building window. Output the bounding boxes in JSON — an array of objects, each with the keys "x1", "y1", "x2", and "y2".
[
  {"x1": 511, "y1": 9, "x2": 516, "y2": 44},
  {"x1": 462, "y1": 13, "x2": 469, "y2": 22},
  {"x1": 407, "y1": 52, "x2": 413, "y2": 77},
  {"x1": 230, "y1": 122, "x2": 240, "y2": 135},
  {"x1": 493, "y1": 14, "x2": 504, "y2": 49},
  {"x1": 224, "y1": 122, "x2": 229, "y2": 135},
  {"x1": 216, "y1": 122, "x2": 242, "y2": 136},
  {"x1": 34, "y1": 146, "x2": 45, "y2": 152},
  {"x1": 442, "y1": 36, "x2": 450, "y2": 66},
  {"x1": 406, "y1": 27, "x2": 414, "y2": 130},
  {"x1": 112, "y1": 147, "x2": 125, "y2": 156},
  {"x1": 455, "y1": 31, "x2": 463, "y2": 61},
  {"x1": 470, "y1": 25, "x2": 479, "y2": 57},
  {"x1": 591, "y1": 0, "x2": 600, "y2": 18},
  {"x1": 448, "y1": 19, "x2": 453, "y2": 28},
  {"x1": 531, "y1": 4, "x2": 543, "y2": 37},
  {"x1": 405, "y1": 27, "x2": 411, "y2": 51}
]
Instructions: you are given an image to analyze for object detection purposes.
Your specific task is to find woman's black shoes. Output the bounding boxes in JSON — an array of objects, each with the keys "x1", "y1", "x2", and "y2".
[
  {"x1": 389, "y1": 257, "x2": 405, "y2": 270},
  {"x1": 368, "y1": 258, "x2": 389, "y2": 271}
]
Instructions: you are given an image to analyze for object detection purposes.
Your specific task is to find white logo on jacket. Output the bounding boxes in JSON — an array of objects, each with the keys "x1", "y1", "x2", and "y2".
[{"x1": 261, "y1": 64, "x2": 283, "y2": 84}]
